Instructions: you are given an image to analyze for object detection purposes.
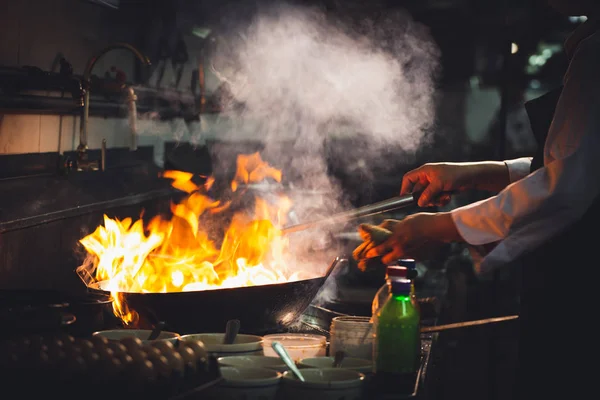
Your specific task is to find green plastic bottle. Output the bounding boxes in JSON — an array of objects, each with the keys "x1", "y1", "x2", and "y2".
[{"x1": 373, "y1": 278, "x2": 421, "y2": 394}]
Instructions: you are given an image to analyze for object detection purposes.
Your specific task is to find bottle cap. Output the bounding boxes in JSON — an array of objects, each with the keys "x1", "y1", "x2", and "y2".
[
  {"x1": 397, "y1": 259, "x2": 416, "y2": 269},
  {"x1": 386, "y1": 266, "x2": 408, "y2": 279},
  {"x1": 390, "y1": 279, "x2": 412, "y2": 294}
]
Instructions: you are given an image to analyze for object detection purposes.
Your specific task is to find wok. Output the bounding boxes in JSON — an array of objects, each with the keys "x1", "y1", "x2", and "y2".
[{"x1": 88, "y1": 257, "x2": 346, "y2": 335}]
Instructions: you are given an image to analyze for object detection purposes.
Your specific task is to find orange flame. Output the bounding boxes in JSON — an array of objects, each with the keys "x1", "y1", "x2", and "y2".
[
  {"x1": 78, "y1": 152, "x2": 310, "y2": 324},
  {"x1": 231, "y1": 153, "x2": 282, "y2": 192}
]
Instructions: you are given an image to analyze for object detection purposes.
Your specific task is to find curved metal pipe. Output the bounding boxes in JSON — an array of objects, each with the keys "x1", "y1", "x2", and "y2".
[{"x1": 78, "y1": 42, "x2": 151, "y2": 152}]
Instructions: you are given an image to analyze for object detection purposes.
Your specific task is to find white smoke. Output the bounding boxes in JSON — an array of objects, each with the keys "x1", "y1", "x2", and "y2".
[
  {"x1": 208, "y1": 2, "x2": 440, "y2": 299},
  {"x1": 211, "y1": 2, "x2": 438, "y2": 191}
]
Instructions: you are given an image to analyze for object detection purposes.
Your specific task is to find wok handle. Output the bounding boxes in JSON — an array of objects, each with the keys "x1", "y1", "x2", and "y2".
[{"x1": 323, "y1": 257, "x2": 347, "y2": 281}]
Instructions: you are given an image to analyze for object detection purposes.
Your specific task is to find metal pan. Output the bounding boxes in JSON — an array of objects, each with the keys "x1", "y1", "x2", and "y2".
[
  {"x1": 0, "y1": 289, "x2": 114, "y2": 338},
  {"x1": 88, "y1": 257, "x2": 346, "y2": 335}
]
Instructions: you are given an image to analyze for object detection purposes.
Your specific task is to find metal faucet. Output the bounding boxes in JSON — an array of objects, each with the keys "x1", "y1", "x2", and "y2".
[
  {"x1": 125, "y1": 86, "x2": 138, "y2": 151},
  {"x1": 77, "y1": 42, "x2": 151, "y2": 170}
]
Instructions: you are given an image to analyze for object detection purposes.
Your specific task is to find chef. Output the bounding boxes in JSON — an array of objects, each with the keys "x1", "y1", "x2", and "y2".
[{"x1": 360, "y1": 1, "x2": 600, "y2": 399}]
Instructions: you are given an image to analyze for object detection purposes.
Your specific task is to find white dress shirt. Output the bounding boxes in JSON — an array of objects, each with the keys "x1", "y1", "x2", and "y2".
[{"x1": 451, "y1": 20, "x2": 600, "y2": 275}]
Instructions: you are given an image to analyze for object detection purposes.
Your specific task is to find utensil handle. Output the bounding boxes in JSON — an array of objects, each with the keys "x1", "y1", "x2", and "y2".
[
  {"x1": 420, "y1": 315, "x2": 519, "y2": 333},
  {"x1": 281, "y1": 191, "x2": 454, "y2": 235},
  {"x1": 323, "y1": 257, "x2": 347, "y2": 281},
  {"x1": 272, "y1": 341, "x2": 305, "y2": 382},
  {"x1": 224, "y1": 319, "x2": 240, "y2": 344},
  {"x1": 148, "y1": 321, "x2": 166, "y2": 340},
  {"x1": 281, "y1": 194, "x2": 415, "y2": 235}
]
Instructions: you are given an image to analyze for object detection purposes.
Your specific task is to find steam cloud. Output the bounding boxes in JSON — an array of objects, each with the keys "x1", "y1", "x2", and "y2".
[
  {"x1": 212, "y1": 5, "x2": 438, "y2": 152},
  {"x1": 208, "y1": 2, "x2": 440, "y2": 299},
  {"x1": 211, "y1": 2, "x2": 438, "y2": 202}
]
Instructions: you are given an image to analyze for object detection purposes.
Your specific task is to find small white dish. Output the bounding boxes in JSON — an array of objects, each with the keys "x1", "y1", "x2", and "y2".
[
  {"x1": 299, "y1": 356, "x2": 372, "y2": 374},
  {"x1": 218, "y1": 355, "x2": 289, "y2": 372},
  {"x1": 280, "y1": 368, "x2": 365, "y2": 400},
  {"x1": 92, "y1": 329, "x2": 180, "y2": 345},
  {"x1": 204, "y1": 366, "x2": 282, "y2": 400},
  {"x1": 262, "y1": 333, "x2": 326, "y2": 361},
  {"x1": 180, "y1": 333, "x2": 263, "y2": 357}
]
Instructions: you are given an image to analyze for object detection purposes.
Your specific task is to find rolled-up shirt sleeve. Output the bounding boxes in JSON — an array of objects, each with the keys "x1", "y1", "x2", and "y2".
[
  {"x1": 504, "y1": 157, "x2": 532, "y2": 183},
  {"x1": 450, "y1": 32, "x2": 600, "y2": 271}
]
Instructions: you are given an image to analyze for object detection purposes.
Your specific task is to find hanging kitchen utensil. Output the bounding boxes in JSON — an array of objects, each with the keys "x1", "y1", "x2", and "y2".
[{"x1": 172, "y1": 35, "x2": 189, "y2": 88}]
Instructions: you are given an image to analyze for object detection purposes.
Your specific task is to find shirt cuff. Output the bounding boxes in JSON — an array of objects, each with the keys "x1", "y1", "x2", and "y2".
[
  {"x1": 504, "y1": 157, "x2": 532, "y2": 183},
  {"x1": 450, "y1": 199, "x2": 506, "y2": 245}
]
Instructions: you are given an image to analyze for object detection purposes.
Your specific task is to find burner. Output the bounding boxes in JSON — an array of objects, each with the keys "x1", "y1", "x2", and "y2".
[{"x1": 0, "y1": 290, "x2": 115, "y2": 338}]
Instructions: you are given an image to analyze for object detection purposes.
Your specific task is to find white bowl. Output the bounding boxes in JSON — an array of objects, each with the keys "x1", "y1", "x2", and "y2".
[
  {"x1": 92, "y1": 329, "x2": 180, "y2": 345},
  {"x1": 204, "y1": 366, "x2": 281, "y2": 400},
  {"x1": 218, "y1": 355, "x2": 289, "y2": 372},
  {"x1": 262, "y1": 333, "x2": 327, "y2": 362},
  {"x1": 180, "y1": 333, "x2": 263, "y2": 357},
  {"x1": 280, "y1": 368, "x2": 365, "y2": 400},
  {"x1": 299, "y1": 356, "x2": 372, "y2": 374}
]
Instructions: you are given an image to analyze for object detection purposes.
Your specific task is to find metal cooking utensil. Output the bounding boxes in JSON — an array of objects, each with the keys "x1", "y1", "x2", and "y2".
[
  {"x1": 223, "y1": 319, "x2": 240, "y2": 344},
  {"x1": 281, "y1": 190, "x2": 457, "y2": 235},
  {"x1": 420, "y1": 315, "x2": 519, "y2": 333},
  {"x1": 358, "y1": 315, "x2": 518, "y2": 344},
  {"x1": 281, "y1": 193, "x2": 420, "y2": 235},
  {"x1": 271, "y1": 341, "x2": 305, "y2": 382}
]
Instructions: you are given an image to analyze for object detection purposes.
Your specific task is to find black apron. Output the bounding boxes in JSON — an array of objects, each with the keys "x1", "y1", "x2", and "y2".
[{"x1": 514, "y1": 88, "x2": 600, "y2": 399}]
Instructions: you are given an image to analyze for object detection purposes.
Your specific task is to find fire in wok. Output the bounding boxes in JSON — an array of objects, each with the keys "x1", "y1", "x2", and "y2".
[{"x1": 77, "y1": 153, "x2": 325, "y2": 326}]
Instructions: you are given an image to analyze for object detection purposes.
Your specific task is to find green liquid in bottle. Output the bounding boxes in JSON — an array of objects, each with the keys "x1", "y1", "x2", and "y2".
[{"x1": 373, "y1": 280, "x2": 421, "y2": 396}]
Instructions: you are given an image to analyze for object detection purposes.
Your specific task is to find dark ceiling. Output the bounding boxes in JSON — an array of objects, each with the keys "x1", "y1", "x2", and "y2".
[{"x1": 112, "y1": 0, "x2": 577, "y2": 85}]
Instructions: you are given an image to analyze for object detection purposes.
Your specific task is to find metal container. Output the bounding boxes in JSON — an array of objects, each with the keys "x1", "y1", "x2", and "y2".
[{"x1": 329, "y1": 316, "x2": 373, "y2": 361}]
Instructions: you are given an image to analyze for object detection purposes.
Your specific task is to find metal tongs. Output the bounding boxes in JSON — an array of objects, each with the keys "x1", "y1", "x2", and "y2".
[{"x1": 281, "y1": 192, "x2": 423, "y2": 235}]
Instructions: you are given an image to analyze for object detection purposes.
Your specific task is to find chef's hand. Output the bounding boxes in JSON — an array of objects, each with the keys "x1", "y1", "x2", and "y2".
[
  {"x1": 365, "y1": 212, "x2": 463, "y2": 264},
  {"x1": 354, "y1": 220, "x2": 397, "y2": 271},
  {"x1": 401, "y1": 161, "x2": 511, "y2": 207}
]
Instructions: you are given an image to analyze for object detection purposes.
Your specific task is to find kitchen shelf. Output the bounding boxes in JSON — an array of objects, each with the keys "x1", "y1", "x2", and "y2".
[{"x1": 0, "y1": 65, "x2": 224, "y2": 120}]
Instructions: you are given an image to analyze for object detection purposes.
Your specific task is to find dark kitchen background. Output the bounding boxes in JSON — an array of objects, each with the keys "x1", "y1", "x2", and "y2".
[{"x1": 0, "y1": 0, "x2": 582, "y2": 398}]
